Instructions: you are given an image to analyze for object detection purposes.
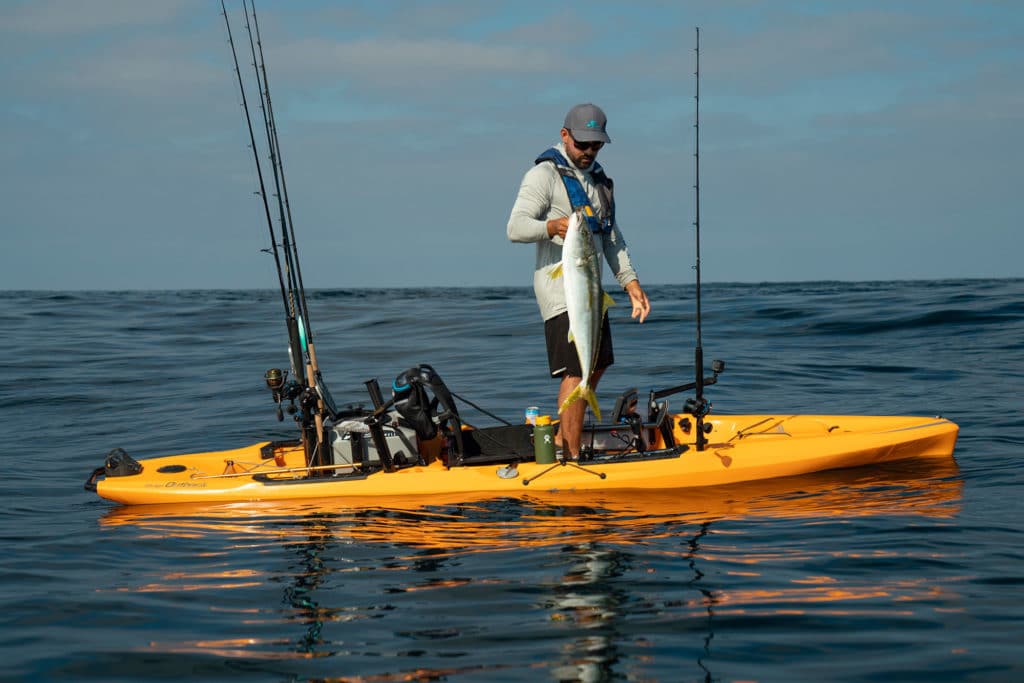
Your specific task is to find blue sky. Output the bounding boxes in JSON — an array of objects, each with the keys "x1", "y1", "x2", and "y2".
[{"x1": 1, "y1": 0, "x2": 1021, "y2": 290}]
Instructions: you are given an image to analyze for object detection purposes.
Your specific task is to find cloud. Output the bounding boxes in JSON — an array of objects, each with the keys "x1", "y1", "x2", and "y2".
[
  {"x1": 268, "y1": 36, "x2": 559, "y2": 87},
  {"x1": 2, "y1": 0, "x2": 1022, "y2": 289},
  {"x1": 0, "y1": 0, "x2": 198, "y2": 35},
  {"x1": 54, "y1": 44, "x2": 222, "y2": 98}
]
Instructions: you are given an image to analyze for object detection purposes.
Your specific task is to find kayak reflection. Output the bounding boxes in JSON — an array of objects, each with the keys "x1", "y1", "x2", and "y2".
[{"x1": 104, "y1": 458, "x2": 960, "y2": 676}]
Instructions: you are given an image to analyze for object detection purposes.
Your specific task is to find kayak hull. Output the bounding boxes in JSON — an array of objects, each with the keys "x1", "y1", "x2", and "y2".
[{"x1": 93, "y1": 414, "x2": 958, "y2": 506}]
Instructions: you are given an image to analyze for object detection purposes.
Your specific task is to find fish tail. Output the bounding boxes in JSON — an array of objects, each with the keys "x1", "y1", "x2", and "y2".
[{"x1": 559, "y1": 383, "x2": 603, "y2": 422}]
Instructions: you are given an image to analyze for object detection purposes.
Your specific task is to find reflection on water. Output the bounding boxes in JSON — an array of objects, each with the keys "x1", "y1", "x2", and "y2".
[
  {"x1": 688, "y1": 522, "x2": 716, "y2": 682},
  {"x1": 284, "y1": 521, "x2": 331, "y2": 655},
  {"x1": 93, "y1": 460, "x2": 963, "y2": 678},
  {"x1": 548, "y1": 542, "x2": 631, "y2": 681},
  {"x1": 545, "y1": 525, "x2": 718, "y2": 683}
]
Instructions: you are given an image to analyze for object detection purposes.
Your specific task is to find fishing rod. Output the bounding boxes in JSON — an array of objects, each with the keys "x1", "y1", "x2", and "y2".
[
  {"x1": 692, "y1": 26, "x2": 707, "y2": 450},
  {"x1": 241, "y1": 3, "x2": 300, "y2": 334},
  {"x1": 632, "y1": 29, "x2": 724, "y2": 452},
  {"x1": 240, "y1": 1, "x2": 322, "y2": 467},
  {"x1": 246, "y1": 1, "x2": 339, "y2": 420},
  {"x1": 222, "y1": 0, "x2": 330, "y2": 471},
  {"x1": 683, "y1": 27, "x2": 726, "y2": 451},
  {"x1": 245, "y1": 1, "x2": 314, "y2": 353},
  {"x1": 649, "y1": 28, "x2": 723, "y2": 451},
  {"x1": 220, "y1": 0, "x2": 292, "y2": 360},
  {"x1": 250, "y1": 2, "x2": 339, "y2": 470},
  {"x1": 241, "y1": 1, "x2": 328, "y2": 408}
]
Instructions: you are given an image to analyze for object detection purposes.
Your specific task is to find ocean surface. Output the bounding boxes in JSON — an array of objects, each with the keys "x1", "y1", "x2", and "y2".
[{"x1": 1, "y1": 279, "x2": 1022, "y2": 682}]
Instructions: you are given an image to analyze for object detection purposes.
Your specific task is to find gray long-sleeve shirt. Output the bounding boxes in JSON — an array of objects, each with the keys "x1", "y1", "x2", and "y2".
[{"x1": 507, "y1": 142, "x2": 639, "y2": 321}]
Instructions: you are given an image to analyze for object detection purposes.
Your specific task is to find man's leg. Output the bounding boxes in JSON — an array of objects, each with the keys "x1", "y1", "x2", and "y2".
[{"x1": 556, "y1": 367, "x2": 605, "y2": 459}]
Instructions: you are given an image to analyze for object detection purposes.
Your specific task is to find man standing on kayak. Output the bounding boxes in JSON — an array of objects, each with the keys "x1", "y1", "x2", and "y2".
[{"x1": 507, "y1": 103, "x2": 651, "y2": 460}]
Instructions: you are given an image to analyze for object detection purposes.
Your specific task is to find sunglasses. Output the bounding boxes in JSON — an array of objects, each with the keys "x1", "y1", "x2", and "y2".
[{"x1": 571, "y1": 136, "x2": 604, "y2": 152}]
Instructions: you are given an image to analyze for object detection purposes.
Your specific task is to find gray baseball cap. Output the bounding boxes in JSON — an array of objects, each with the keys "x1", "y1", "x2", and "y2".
[{"x1": 563, "y1": 103, "x2": 611, "y2": 143}]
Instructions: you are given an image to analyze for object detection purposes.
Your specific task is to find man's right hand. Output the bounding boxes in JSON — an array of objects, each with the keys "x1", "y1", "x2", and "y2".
[{"x1": 546, "y1": 217, "x2": 569, "y2": 239}]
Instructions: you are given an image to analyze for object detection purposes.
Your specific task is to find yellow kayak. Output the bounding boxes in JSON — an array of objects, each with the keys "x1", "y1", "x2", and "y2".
[
  {"x1": 88, "y1": 413, "x2": 958, "y2": 506},
  {"x1": 99, "y1": 458, "x2": 963, "y2": 545},
  {"x1": 95, "y1": 28, "x2": 963, "y2": 512}
]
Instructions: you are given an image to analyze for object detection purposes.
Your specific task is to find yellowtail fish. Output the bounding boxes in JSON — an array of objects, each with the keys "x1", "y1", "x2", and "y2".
[{"x1": 551, "y1": 210, "x2": 615, "y2": 419}]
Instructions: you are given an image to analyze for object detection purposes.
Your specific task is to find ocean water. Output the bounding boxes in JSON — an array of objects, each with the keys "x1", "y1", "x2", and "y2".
[{"x1": 1, "y1": 279, "x2": 1022, "y2": 682}]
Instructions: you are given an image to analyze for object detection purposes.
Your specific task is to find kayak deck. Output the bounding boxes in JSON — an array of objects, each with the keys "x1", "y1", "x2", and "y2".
[{"x1": 92, "y1": 414, "x2": 958, "y2": 506}]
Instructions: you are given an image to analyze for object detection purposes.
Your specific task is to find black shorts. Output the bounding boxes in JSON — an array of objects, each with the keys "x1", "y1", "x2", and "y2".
[{"x1": 544, "y1": 312, "x2": 614, "y2": 378}]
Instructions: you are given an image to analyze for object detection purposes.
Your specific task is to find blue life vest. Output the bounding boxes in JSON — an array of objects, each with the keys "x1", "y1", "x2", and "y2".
[{"x1": 534, "y1": 148, "x2": 615, "y2": 234}]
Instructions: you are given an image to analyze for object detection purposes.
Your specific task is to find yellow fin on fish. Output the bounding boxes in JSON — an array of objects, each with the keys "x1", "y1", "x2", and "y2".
[
  {"x1": 549, "y1": 263, "x2": 563, "y2": 280},
  {"x1": 602, "y1": 291, "x2": 615, "y2": 313},
  {"x1": 559, "y1": 383, "x2": 603, "y2": 422}
]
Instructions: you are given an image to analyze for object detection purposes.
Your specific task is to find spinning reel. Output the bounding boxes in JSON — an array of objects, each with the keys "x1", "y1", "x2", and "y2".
[{"x1": 264, "y1": 367, "x2": 314, "y2": 422}]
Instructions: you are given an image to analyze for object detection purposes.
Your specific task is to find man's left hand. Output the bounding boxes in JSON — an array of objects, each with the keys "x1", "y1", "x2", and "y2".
[{"x1": 624, "y1": 280, "x2": 651, "y2": 323}]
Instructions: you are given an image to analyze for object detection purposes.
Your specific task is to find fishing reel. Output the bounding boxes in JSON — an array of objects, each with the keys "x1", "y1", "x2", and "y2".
[{"x1": 264, "y1": 368, "x2": 303, "y2": 422}]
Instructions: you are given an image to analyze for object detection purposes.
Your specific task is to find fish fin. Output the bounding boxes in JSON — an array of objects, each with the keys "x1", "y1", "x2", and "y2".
[
  {"x1": 567, "y1": 330, "x2": 575, "y2": 343},
  {"x1": 558, "y1": 383, "x2": 603, "y2": 422},
  {"x1": 559, "y1": 385, "x2": 582, "y2": 414},
  {"x1": 585, "y1": 388, "x2": 602, "y2": 422},
  {"x1": 549, "y1": 263, "x2": 563, "y2": 280},
  {"x1": 602, "y1": 291, "x2": 615, "y2": 313}
]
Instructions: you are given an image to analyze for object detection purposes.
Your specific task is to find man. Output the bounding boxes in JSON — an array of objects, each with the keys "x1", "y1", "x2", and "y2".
[{"x1": 507, "y1": 103, "x2": 651, "y2": 460}]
